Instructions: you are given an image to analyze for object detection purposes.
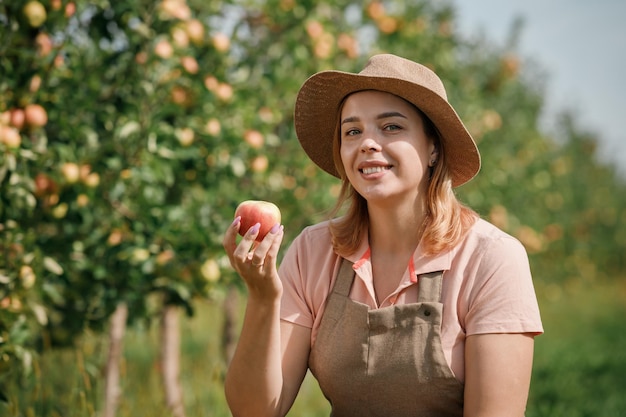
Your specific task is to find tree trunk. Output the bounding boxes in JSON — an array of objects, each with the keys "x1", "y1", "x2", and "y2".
[
  {"x1": 161, "y1": 303, "x2": 186, "y2": 417},
  {"x1": 221, "y1": 286, "x2": 239, "y2": 367},
  {"x1": 103, "y1": 302, "x2": 128, "y2": 417}
]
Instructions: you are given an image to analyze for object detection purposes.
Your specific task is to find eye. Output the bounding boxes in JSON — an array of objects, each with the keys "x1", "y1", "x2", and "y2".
[
  {"x1": 383, "y1": 123, "x2": 402, "y2": 131},
  {"x1": 343, "y1": 128, "x2": 361, "y2": 137}
]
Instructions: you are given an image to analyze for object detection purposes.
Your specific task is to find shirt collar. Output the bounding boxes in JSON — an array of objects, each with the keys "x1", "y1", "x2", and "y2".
[
  {"x1": 412, "y1": 239, "x2": 453, "y2": 276},
  {"x1": 343, "y1": 228, "x2": 454, "y2": 281}
]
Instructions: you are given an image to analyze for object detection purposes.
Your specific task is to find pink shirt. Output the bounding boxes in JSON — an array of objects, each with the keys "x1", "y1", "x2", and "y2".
[{"x1": 279, "y1": 218, "x2": 544, "y2": 383}]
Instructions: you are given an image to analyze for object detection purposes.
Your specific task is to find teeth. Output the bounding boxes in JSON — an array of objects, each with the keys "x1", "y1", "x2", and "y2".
[{"x1": 362, "y1": 166, "x2": 387, "y2": 174}]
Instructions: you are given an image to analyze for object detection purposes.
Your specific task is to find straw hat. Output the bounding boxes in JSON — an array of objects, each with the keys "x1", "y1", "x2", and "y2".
[{"x1": 294, "y1": 54, "x2": 481, "y2": 187}]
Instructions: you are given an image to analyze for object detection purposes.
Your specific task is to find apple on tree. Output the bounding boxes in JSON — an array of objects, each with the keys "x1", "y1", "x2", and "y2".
[
  {"x1": 234, "y1": 200, "x2": 281, "y2": 242},
  {"x1": 24, "y1": 104, "x2": 48, "y2": 128},
  {"x1": 22, "y1": 1, "x2": 47, "y2": 28},
  {"x1": 9, "y1": 108, "x2": 25, "y2": 129}
]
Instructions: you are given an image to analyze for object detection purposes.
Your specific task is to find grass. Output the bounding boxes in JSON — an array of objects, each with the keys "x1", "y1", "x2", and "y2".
[
  {"x1": 528, "y1": 279, "x2": 626, "y2": 417},
  {"x1": 2, "y1": 278, "x2": 625, "y2": 416}
]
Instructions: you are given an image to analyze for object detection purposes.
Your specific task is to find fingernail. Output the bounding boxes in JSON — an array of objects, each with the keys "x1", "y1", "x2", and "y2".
[
  {"x1": 231, "y1": 216, "x2": 241, "y2": 227},
  {"x1": 249, "y1": 223, "x2": 260, "y2": 235},
  {"x1": 269, "y1": 223, "x2": 280, "y2": 234}
]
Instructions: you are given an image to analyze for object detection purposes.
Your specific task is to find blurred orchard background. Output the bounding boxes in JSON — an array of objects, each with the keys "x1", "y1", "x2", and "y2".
[{"x1": 1, "y1": 0, "x2": 625, "y2": 416}]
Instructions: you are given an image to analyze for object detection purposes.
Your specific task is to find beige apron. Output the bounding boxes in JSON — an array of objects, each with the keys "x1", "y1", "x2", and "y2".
[{"x1": 309, "y1": 258, "x2": 464, "y2": 417}]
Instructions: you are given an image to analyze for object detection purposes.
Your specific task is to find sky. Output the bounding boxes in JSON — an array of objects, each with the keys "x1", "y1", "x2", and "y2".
[{"x1": 453, "y1": 0, "x2": 626, "y2": 176}]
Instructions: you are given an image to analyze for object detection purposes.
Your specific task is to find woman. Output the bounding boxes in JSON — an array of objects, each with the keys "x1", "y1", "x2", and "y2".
[{"x1": 223, "y1": 54, "x2": 543, "y2": 417}]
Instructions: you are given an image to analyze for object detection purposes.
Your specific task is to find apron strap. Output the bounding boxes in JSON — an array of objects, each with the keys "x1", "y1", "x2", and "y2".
[
  {"x1": 417, "y1": 271, "x2": 444, "y2": 303},
  {"x1": 333, "y1": 258, "x2": 355, "y2": 297}
]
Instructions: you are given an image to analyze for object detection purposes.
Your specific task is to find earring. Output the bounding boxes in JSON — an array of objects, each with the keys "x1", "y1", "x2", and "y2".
[{"x1": 430, "y1": 159, "x2": 437, "y2": 166}]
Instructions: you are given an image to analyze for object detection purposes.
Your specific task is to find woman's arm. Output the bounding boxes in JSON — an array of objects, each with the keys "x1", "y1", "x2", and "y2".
[
  {"x1": 463, "y1": 333, "x2": 535, "y2": 417},
  {"x1": 222, "y1": 218, "x2": 310, "y2": 417}
]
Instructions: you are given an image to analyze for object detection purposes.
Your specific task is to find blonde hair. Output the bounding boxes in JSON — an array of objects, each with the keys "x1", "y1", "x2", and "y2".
[{"x1": 328, "y1": 98, "x2": 478, "y2": 256}]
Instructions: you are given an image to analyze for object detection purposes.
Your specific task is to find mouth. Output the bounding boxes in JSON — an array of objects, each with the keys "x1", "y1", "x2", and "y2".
[{"x1": 359, "y1": 165, "x2": 392, "y2": 175}]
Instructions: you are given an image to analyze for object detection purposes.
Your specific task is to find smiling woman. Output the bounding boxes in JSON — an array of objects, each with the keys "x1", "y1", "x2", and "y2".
[{"x1": 222, "y1": 54, "x2": 543, "y2": 417}]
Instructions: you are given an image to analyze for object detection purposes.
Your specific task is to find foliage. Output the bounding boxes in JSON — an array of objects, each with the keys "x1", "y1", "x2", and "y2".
[
  {"x1": 528, "y1": 280, "x2": 626, "y2": 417},
  {"x1": 1, "y1": 0, "x2": 625, "y2": 410}
]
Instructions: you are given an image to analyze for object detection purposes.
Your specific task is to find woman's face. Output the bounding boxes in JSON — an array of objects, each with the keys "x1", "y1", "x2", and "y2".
[{"x1": 339, "y1": 90, "x2": 437, "y2": 206}]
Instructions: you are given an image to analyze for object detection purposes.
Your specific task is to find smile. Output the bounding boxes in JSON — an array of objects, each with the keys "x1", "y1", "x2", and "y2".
[{"x1": 360, "y1": 166, "x2": 391, "y2": 174}]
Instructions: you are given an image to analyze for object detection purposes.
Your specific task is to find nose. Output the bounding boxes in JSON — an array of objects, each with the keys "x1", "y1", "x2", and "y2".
[{"x1": 360, "y1": 137, "x2": 382, "y2": 153}]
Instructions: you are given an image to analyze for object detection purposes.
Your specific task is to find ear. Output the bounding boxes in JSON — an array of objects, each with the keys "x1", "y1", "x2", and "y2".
[{"x1": 429, "y1": 146, "x2": 439, "y2": 167}]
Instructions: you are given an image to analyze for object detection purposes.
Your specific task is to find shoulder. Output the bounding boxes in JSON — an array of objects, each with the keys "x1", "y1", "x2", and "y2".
[
  {"x1": 295, "y1": 220, "x2": 334, "y2": 243},
  {"x1": 463, "y1": 218, "x2": 528, "y2": 260},
  {"x1": 467, "y1": 218, "x2": 521, "y2": 244},
  {"x1": 286, "y1": 220, "x2": 334, "y2": 259},
  {"x1": 447, "y1": 218, "x2": 531, "y2": 285}
]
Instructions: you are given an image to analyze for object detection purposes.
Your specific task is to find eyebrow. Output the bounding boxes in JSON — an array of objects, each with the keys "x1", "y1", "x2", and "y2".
[{"x1": 341, "y1": 111, "x2": 408, "y2": 125}]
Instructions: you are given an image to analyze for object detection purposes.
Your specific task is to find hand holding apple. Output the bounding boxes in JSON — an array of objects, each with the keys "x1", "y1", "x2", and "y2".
[
  {"x1": 234, "y1": 200, "x2": 281, "y2": 242},
  {"x1": 224, "y1": 200, "x2": 284, "y2": 297}
]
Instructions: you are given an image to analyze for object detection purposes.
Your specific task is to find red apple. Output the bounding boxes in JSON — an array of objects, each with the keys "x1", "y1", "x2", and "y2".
[
  {"x1": 0, "y1": 125, "x2": 21, "y2": 148},
  {"x1": 35, "y1": 32, "x2": 53, "y2": 57},
  {"x1": 29, "y1": 74, "x2": 42, "y2": 93},
  {"x1": 65, "y1": 2, "x2": 76, "y2": 18},
  {"x1": 24, "y1": 104, "x2": 48, "y2": 127},
  {"x1": 9, "y1": 108, "x2": 25, "y2": 129},
  {"x1": 180, "y1": 55, "x2": 199, "y2": 74},
  {"x1": 234, "y1": 200, "x2": 281, "y2": 241},
  {"x1": 243, "y1": 129, "x2": 264, "y2": 149},
  {"x1": 34, "y1": 173, "x2": 58, "y2": 197},
  {"x1": 154, "y1": 39, "x2": 173, "y2": 59}
]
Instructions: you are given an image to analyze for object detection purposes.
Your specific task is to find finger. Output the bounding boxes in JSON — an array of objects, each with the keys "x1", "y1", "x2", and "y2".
[
  {"x1": 222, "y1": 216, "x2": 241, "y2": 255},
  {"x1": 248, "y1": 223, "x2": 283, "y2": 270},
  {"x1": 264, "y1": 225, "x2": 284, "y2": 273},
  {"x1": 232, "y1": 222, "x2": 261, "y2": 263}
]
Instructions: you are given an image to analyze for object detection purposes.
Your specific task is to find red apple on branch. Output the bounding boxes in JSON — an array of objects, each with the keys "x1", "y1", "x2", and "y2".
[
  {"x1": 234, "y1": 200, "x2": 281, "y2": 242},
  {"x1": 24, "y1": 104, "x2": 48, "y2": 128},
  {"x1": 9, "y1": 108, "x2": 25, "y2": 130}
]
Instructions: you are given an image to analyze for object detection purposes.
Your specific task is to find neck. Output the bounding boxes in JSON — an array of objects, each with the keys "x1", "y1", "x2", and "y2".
[{"x1": 367, "y1": 199, "x2": 427, "y2": 255}]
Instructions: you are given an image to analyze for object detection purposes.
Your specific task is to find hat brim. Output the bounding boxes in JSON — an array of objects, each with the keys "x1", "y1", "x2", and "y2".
[{"x1": 294, "y1": 70, "x2": 480, "y2": 188}]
